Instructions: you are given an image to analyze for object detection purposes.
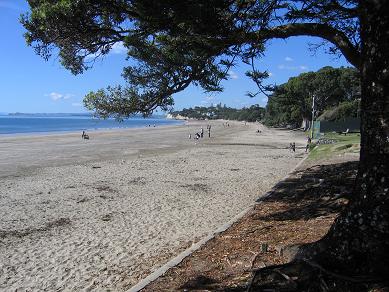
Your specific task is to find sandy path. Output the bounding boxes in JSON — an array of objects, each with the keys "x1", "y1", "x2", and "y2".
[{"x1": 0, "y1": 121, "x2": 306, "y2": 291}]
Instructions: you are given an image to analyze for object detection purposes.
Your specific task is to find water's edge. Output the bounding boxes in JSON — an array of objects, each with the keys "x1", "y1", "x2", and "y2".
[{"x1": 0, "y1": 116, "x2": 183, "y2": 136}]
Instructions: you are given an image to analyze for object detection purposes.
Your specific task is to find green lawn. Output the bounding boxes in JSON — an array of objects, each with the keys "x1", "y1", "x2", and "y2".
[{"x1": 308, "y1": 132, "x2": 360, "y2": 160}]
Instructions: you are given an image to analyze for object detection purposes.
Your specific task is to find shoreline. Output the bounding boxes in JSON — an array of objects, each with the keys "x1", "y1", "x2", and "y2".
[
  {"x1": 0, "y1": 120, "x2": 184, "y2": 138},
  {"x1": 0, "y1": 120, "x2": 307, "y2": 291},
  {"x1": 0, "y1": 122, "x2": 184, "y2": 139}
]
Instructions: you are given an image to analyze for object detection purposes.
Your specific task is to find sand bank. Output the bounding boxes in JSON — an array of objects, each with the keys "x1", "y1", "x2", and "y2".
[{"x1": 0, "y1": 120, "x2": 306, "y2": 290}]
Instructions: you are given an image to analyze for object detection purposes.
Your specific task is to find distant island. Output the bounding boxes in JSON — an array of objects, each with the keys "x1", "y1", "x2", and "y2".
[{"x1": 5, "y1": 112, "x2": 169, "y2": 119}]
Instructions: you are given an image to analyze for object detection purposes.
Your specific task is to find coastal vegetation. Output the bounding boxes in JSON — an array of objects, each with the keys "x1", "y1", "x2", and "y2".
[
  {"x1": 264, "y1": 66, "x2": 360, "y2": 128},
  {"x1": 22, "y1": 0, "x2": 388, "y2": 290},
  {"x1": 171, "y1": 66, "x2": 361, "y2": 127},
  {"x1": 318, "y1": 99, "x2": 360, "y2": 122},
  {"x1": 172, "y1": 104, "x2": 265, "y2": 122}
]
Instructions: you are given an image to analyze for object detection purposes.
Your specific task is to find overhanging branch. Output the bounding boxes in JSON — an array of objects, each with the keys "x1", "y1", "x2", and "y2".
[{"x1": 247, "y1": 23, "x2": 361, "y2": 69}]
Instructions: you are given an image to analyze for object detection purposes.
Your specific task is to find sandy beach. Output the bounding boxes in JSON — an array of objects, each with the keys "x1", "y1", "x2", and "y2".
[{"x1": 0, "y1": 120, "x2": 306, "y2": 291}]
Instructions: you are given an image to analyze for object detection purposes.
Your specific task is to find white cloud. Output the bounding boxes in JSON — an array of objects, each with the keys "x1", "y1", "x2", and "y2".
[
  {"x1": 228, "y1": 70, "x2": 238, "y2": 79},
  {"x1": 111, "y1": 42, "x2": 127, "y2": 54},
  {"x1": 48, "y1": 92, "x2": 63, "y2": 101},
  {"x1": 285, "y1": 56, "x2": 293, "y2": 62},
  {"x1": 278, "y1": 64, "x2": 308, "y2": 71},
  {"x1": 46, "y1": 92, "x2": 74, "y2": 101},
  {"x1": 85, "y1": 52, "x2": 99, "y2": 61},
  {"x1": 268, "y1": 72, "x2": 273, "y2": 77},
  {"x1": 85, "y1": 42, "x2": 127, "y2": 61}
]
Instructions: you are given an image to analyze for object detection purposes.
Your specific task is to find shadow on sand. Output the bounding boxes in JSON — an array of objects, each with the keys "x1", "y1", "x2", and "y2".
[
  {"x1": 254, "y1": 161, "x2": 358, "y2": 221},
  {"x1": 176, "y1": 161, "x2": 361, "y2": 291}
]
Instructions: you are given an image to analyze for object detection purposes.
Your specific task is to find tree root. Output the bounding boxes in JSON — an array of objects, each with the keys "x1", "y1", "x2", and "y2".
[{"x1": 247, "y1": 259, "x2": 384, "y2": 292}]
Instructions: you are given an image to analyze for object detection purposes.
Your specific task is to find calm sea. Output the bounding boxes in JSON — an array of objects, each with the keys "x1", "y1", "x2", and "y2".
[{"x1": 0, "y1": 115, "x2": 182, "y2": 135}]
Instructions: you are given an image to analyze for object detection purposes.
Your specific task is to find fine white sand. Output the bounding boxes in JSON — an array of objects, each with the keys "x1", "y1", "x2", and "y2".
[{"x1": 0, "y1": 120, "x2": 306, "y2": 291}]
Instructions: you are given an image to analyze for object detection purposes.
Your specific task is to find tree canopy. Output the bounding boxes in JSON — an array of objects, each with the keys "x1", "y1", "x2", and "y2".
[
  {"x1": 170, "y1": 66, "x2": 360, "y2": 126},
  {"x1": 264, "y1": 66, "x2": 360, "y2": 127},
  {"x1": 22, "y1": 0, "x2": 361, "y2": 118}
]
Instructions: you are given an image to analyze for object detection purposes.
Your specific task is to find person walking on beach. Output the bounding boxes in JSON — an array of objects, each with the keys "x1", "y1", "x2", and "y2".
[
  {"x1": 292, "y1": 142, "x2": 296, "y2": 152},
  {"x1": 208, "y1": 125, "x2": 211, "y2": 138},
  {"x1": 200, "y1": 127, "x2": 204, "y2": 138},
  {"x1": 82, "y1": 131, "x2": 85, "y2": 139}
]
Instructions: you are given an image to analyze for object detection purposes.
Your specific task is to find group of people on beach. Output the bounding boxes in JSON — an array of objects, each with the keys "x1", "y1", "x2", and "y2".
[
  {"x1": 81, "y1": 131, "x2": 89, "y2": 140},
  {"x1": 289, "y1": 136, "x2": 312, "y2": 153},
  {"x1": 189, "y1": 125, "x2": 212, "y2": 140}
]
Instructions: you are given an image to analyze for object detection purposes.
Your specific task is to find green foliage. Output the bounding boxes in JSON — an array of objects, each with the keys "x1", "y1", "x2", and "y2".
[
  {"x1": 83, "y1": 86, "x2": 174, "y2": 119},
  {"x1": 264, "y1": 66, "x2": 360, "y2": 128},
  {"x1": 21, "y1": 1, "x2": 361, "y2": 119},
  {"x1": 172, "y1": 104, "x2": 265, "y2": 122},
  {"x1": 22, "y1": 0, "x2": 245, "y2": 117},
  {"x1": 318, "y1": 99, "x2": 360, "y2": 121}
]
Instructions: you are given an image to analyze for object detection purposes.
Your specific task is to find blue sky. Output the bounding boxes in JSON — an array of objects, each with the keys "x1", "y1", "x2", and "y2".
[{"x1": 0, "y1": 0, "x2": 352, "y2": 114}]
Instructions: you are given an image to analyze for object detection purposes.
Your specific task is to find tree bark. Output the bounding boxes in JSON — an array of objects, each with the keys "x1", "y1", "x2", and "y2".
[{"x1": 312, "y1": 0, "x2": 389, "y2": 279}]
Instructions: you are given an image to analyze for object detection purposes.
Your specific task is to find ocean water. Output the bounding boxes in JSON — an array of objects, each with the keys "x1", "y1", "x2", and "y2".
[{"x1": 0, "y1": 115, "x2": 182, "y2": 135}]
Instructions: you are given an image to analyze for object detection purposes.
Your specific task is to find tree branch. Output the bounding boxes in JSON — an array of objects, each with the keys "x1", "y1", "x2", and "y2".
[{"x1": 247, "y1": 23, "x2": 361, "y2": 69}]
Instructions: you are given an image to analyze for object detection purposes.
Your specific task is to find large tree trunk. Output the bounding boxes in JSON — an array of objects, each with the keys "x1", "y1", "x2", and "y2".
[{"x1": 312, "y1": 1, "x2": 389, "y2": 279}]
